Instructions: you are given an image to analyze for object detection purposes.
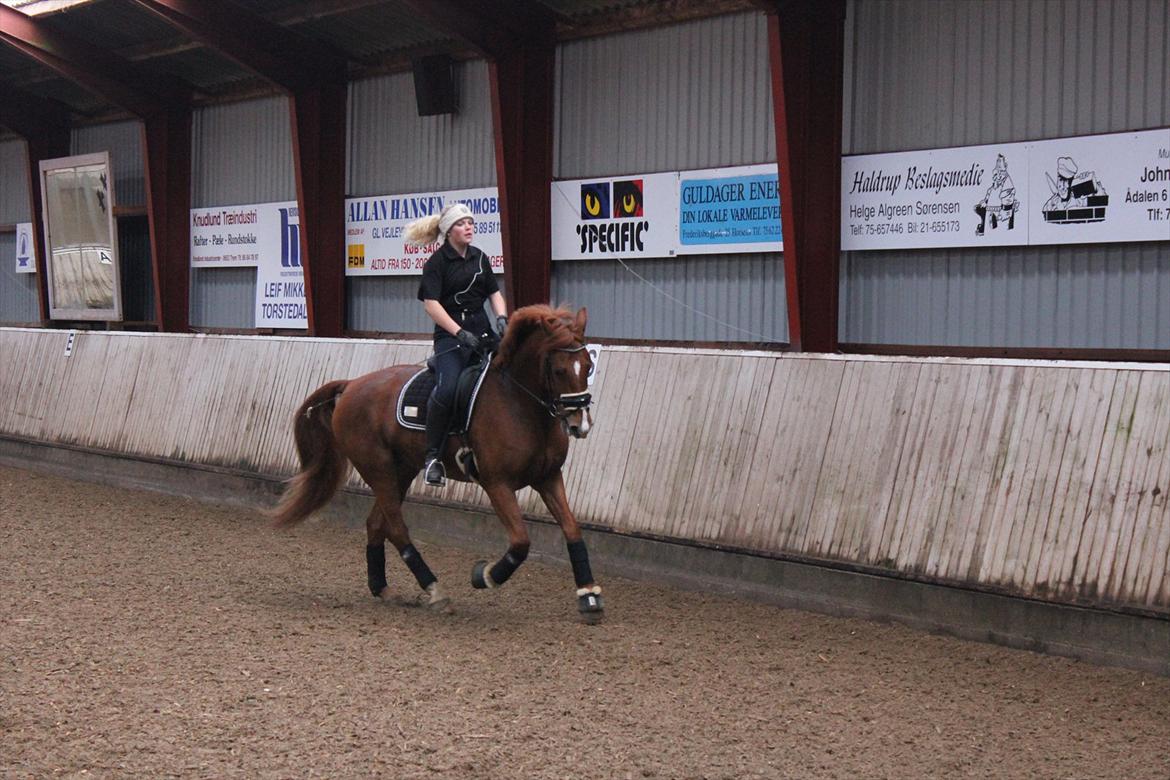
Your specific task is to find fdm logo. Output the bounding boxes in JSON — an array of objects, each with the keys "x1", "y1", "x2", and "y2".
[
  {"x1": 347, "y1": 243, "x2": 366, "y2": 270},
  {"x1": 279, "y1": 207, "x2": 301, "y2": 267},
  {"x1": 574, "y1": 178, "x2": 649, "y2": 255}
]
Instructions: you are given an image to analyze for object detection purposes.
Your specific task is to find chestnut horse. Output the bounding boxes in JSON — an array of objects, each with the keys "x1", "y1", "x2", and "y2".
[{"x1": 269, "y1": 305, "x2": 603, "y2": 621}]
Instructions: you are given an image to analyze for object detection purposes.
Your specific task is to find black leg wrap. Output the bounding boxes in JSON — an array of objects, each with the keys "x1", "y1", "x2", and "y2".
[
  {"x1": 567, "y1": 539, "x2": 594, "y2": 588},
  {"x1": 488, "y1": 547, "x2": 528, "y2": 587},
  {"x1": 366, "y1": 544, "x2": 387, "y2": 597},
  {"x1": 400, "y1": 544, "x2": 437, "y2": 590}
]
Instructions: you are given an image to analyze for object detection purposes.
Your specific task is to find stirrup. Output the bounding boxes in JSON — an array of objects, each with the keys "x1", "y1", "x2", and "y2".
[{"x1": 424, "y1": 458, "x2": 446, "y2": 487}]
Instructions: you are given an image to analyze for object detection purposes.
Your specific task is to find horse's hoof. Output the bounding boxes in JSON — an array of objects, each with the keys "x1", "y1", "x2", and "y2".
[
  {"x1": 471, "y1": 560, "x2": 492, "y2": 589},
  {"x1": 421, "y1": 583, "x2": 452, "y2": 613},
  {"x1": 374, "y1": 586, "x2": 392, "y2": 600},
  {"x1": 577, "y1": 589, "x2": 604, "y2": 624}
]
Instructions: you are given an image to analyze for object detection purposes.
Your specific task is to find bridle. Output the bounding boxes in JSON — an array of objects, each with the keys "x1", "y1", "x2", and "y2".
[{"x1": 498, "y1": 342, "x2": 593, "y2": 423}]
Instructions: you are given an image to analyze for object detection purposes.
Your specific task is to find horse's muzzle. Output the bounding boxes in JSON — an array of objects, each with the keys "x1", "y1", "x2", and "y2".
[{"x1": 566, "y1": 407, "x2": 592, "y2": 439}]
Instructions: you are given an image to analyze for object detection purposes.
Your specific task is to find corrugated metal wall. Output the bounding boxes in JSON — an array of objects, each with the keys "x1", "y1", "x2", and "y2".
[
  {"x1": 0, "y1": 139, "x2": 38, "y2": 324},
  {"x1": 552, "y1": 12, "x2": 786, "y2": 343},
  {"x1": 191, "y1": 96, "x2": 296, "y2": 207},
  {"x1": 841, "y1": 0, "x2": 1170, "y2": 350},
  {"x1": 190, "y1": 97, "x2": 295, "y2": 329},
  {"x1": 0, "y1": 138, "x2": 30, "y2": 223},
  {"x1": 71, "y1": 121, "x2": 145, "y2": 207},
  {"x1": 551, "y1": 254, "x2": 786, "y2": 342},
  {"x1": 0, "y1": 233, "x2": 39, "y2": 324},
  {"x1": 347, "y1": 61, "x2": 497, "y2": 196},
  {"x1": 346, "y1": 62, "x2": 498, "y2": 333}
]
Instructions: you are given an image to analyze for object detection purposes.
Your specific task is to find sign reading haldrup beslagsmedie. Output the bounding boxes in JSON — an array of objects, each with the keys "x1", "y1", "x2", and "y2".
[{"x1": 842, "y1": 128, "x2": 1170, "y2": 251}]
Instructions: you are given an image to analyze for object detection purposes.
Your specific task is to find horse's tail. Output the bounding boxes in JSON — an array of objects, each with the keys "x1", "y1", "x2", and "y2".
[{"x1": 268, "y1": 379, "x2": 349, "y2": 528}]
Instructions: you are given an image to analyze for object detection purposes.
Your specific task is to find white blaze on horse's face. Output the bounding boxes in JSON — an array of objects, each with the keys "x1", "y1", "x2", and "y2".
[{"x1": 551, "y1": 347, "x2": 593, "y2": 439}]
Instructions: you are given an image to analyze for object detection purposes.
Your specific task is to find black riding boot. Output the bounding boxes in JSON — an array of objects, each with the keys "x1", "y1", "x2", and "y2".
[{"x1": 423, "y1": 396, "x2": 453, "y2": 486}]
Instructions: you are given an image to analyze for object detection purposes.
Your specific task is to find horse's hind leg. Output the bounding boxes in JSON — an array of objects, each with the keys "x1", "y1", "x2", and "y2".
[
  {"x1": 365, "y1": 471, "x2": 450, "y2": 611},
  {"x1": 534, "y1": 470, "x2": 603, "y2": 623}
]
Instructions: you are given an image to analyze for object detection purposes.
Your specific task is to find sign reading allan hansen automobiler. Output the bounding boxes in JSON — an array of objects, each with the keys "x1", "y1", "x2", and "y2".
[{"x1": 842, "y1": 128, "x2": 1170, "y2": 251}]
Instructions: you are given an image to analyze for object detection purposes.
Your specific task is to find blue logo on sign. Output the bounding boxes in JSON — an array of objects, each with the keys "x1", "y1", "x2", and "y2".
[
  {"x1": 17, "y1": 232, "x2": 30, "y2": 268},
  {"x1": 279, "y1": 207, "x2": 301, "y2": 267}
]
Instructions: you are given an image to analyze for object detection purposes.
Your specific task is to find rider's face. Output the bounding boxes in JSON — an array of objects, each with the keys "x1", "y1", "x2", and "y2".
[{"x1": 449, "y1": 217, "x2": 475, "y2": 247}]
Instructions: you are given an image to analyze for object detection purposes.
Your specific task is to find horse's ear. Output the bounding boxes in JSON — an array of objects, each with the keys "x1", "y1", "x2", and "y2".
[{"x1": 574, "y1": 307, "x2": 588, "y2": 337}]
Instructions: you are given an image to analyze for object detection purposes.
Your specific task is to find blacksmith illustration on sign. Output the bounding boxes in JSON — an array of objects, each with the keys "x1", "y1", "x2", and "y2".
[
  {"x1": 974, "y1": 154, "x2": 1018, "y2": 236},
  {"x1": 1042, "y1": 155, "x2": 1109, "y2": 224}
]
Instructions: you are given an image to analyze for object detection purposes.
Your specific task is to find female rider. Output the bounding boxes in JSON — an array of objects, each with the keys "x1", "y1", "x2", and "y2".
[{"x1": 406, "y1": 202, "x2": 508, "y2": 486}]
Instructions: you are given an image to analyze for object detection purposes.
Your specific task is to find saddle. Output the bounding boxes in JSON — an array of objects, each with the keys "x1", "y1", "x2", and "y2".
[{"x1": 395, "y1": 353, "x2": 492, "y2": 436}]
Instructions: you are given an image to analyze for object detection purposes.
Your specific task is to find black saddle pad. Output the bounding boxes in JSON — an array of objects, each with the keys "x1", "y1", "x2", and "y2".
[{"x1": 395, "y1": 356, "x2": 491, "y2": 434}]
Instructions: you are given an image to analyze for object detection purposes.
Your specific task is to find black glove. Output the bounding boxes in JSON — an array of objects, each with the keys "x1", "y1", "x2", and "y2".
[
  {"x1": 496, "y1": 315, "x2": 508, "y2": 337},
  {"x1": 455, "y1": 329, "x2": 480, "y2": 351}
]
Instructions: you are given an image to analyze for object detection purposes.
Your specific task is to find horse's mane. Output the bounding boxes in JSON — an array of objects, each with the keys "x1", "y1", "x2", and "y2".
[{"x1": 494, "y1": 304, "x2": 582, "y2": 368}]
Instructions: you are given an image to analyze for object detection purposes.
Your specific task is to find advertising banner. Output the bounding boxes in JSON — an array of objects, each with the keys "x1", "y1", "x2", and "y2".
[
  {"x1": 15, "y1": 222, "x2": 35, "y2": 273},
  {"x1": 253, "y1": 203, "x2": 306, "y2": 328},
  {"x1": 188, "y1": 201, "x2": 305, "y2": 328},
  {"x1": 842, "y1": 128, "x2": 1170, "y2": 251},
  {"x1": 842, "y1": 143, "x2": 1030, "y2": 250},
  {"x1": 190, "y1": 204, "x2": 277, "y2": 267},
  {"x1": 678, "y1": 163, "x2": 782, "y2": 253},
  {"x1": 344, "y1": 187, "x2": 503, "y2": 276},
  {"x1": 551, "y1": 172, "x2": 677, "y2": 260},
  {"x1": 1027, "y1": 130, "x2": 1170, "y2": 246}
]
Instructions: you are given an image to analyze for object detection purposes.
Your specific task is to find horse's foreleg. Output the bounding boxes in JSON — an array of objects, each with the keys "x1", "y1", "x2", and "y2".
[
  {"x1": 535, "y1": 471, "x2": 603, "y2": 623},
  {"x1": 472, "y1": 483, "x2": 530, "y2": 590}
]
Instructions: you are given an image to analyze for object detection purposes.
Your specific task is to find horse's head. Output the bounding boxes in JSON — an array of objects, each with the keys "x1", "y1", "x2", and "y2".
[
  {"x1": 546, "y1": 308, "x2": 593, "y2": 438},
  {"x1": 496, "y1": 305, "x2": 594, "y2": 438}
]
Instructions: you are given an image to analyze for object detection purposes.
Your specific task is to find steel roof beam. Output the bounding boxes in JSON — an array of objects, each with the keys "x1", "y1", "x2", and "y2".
[
  {"x1": 127, "y1": 0, "x2": 347, "y2": 92},
  {"x1": 127, "y1": 0, "x2": 349, "y2": 335},
  {"x1": 396, "y1": 0, "x2": 558, "y2": 60},
  {"x1": 0, "y1": 4, "x2": 189, "y2": 117},
  {"x1": 760, "y1": 0, "x2": 846, "y2": 352}
]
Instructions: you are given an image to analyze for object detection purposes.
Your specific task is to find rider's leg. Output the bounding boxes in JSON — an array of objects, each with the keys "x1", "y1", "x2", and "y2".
[{"x1": 424, "y1": 337, "x2": 465, "y2": 486}]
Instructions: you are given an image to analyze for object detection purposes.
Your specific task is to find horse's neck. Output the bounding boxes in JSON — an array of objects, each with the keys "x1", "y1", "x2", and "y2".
[{"x1": 493, "y1": 343, "x2": 548, "y2": 411}]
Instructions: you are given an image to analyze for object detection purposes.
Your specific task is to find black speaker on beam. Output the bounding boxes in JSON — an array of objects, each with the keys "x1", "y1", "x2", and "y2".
[{"x1": 411, "y1": 55, "x2": 459, "y2": 116}]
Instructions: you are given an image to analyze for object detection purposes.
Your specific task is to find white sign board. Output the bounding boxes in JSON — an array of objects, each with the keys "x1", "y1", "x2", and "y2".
[
  {"x1": 842, "y1": 128, "x2": 1170, "y2": 251},
  {"x1": 191, "y1": 204, "x2": 273, "y2": 267},
  {"x1": 1027, "y1": 130, "x2": 1170, "y2": 246},
  {"x1": 344, "y1": 187, "x2": 504, "y2": 276},
  {"x1": 551, "y1": 172, "x2": 678, "y2": 260},
  {"x1": 15, "y1": 222, "x2": 36, "y2": 273},
  {"x1": 189, "y1": 201, "x2": 306, "y2": 328}
]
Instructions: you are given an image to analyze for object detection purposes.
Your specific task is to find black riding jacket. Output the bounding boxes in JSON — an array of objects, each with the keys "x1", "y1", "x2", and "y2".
[{"x1": 416, "y1": 241, "x2": 499, "y2": 338}]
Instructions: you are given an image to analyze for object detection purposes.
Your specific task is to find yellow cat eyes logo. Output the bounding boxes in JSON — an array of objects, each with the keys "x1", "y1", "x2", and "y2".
[
  {"x1": 580, "y1": 182, "x2": 610, "y2": 220},
  {"x1": 584, "y1": 192, "x2": 602, "y2": 217}
]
